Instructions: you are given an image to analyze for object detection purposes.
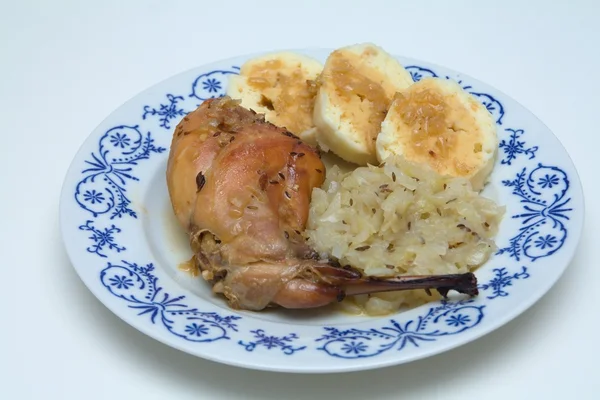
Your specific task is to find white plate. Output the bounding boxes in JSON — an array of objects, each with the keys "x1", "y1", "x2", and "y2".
[{"x1": 59, "y1": 49, "x2": 584, "y2": 373}]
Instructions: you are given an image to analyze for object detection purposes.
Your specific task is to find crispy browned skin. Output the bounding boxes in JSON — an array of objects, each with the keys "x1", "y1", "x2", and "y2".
[{"x1": 167, "y1": 96, "x2": 478, "y2": 311}]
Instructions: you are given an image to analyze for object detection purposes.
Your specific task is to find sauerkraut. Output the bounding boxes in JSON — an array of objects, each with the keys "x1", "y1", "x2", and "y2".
[{"x1": 306, "y1": 155, "x2": 504, "y2": 315}]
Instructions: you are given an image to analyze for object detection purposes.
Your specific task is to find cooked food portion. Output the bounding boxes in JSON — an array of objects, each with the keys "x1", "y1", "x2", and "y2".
[
  {"x1": 313, "y1": 43, "x2": 414, "y2": 165},
  {"x1": 306, "y1": 155, "x2": 504, "y2": 315},
  {"x1": 376, "y1": 78, "x2": 497, "y2": 191},
  {"x1": 166, "y1": 97, "x2": 479, "y2": 311},
  {"x1": 226, "y1": 52, "x2": 322, "y2": 137}
]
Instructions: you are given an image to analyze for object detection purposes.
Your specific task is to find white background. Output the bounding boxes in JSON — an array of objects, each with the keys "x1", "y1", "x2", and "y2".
[{"x1": 1, "y1": 0, "x2": 598, "y2": 398}]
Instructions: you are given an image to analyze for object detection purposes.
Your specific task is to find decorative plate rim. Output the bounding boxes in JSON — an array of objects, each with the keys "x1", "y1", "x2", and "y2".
[{"x1": 59, "y1": 48, "x2": 585, "y2": 373}]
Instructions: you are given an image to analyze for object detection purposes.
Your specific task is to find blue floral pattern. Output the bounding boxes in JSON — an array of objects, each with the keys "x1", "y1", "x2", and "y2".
[
  {"x1": 185, "y1": 323, "x2": 210, "y2": 337},
  {"x1": 202, "y1": 78, "x2": 222, "y2": 93},
  {"x1": 445, "y1": 314, "x2": 471, "y2": 327},
  {"x1": 341, "y1": 341, "x2": 368, "y2": 355},
  {"x1": 316, "y1": 300, "x2": 484, "y2": 358},
  {"x1": 75, "y1": 125, "x2": 166, "y2": 219},
  {"x1": 470, "y1": 91, "x2": 505, "y2": 124},
  {"x1": 538, "y1": 174, "x2": 560, "y2": 189},
  {"x1": 406, "y1": 65, "x2": 438, "y2": 82},
  {"x1": 190, "y1": 67, "x2": 239, "y2": 101},
  {"x1": 479, "y1": 267, "x2": 530, "y2": 299},
  {"x1": 238, "y1": 330, "x2": 306, "y2": 355},
  {"x1": 100, "y1": 262, "x2": 240, "y2": 342},
  {"x1": 499, "y1": 129, "x2": 538, "y2": 165},
  {"x1": 68, "y1": 61, "x2": 578, "y2": 363},
  {"x1": 535, "y1": 234, "x2": 557, "y2": 249},
  {"x1": 109, "y1": 275, "x2": 134, "y2": 290},
  {"x1": 82, "y1": 190, "x2": 105, "y2": 204},
  {"x1": 142, "y1": 94, "x2": 187, "y2": 129},
  {"x1": 497, "y1": 164, "x2": 572, "y2": 261},
  {"x1": 79, "y1": 220, "x2": 126, "y2": 258},
  {"x1": 110, "y1": 132, "x2": 131, "y2": 148}
]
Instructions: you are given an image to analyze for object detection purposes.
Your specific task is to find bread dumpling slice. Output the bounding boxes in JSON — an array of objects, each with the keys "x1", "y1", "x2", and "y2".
[
  {"x1": 313, "y1": 43, "x2": 414, "y2": 165},
  {"x1": 226, "y1": 52, "x2": 322, "y2": 138},
  {"x1": 376, "y1": 77, "x2": 498, "y2": 191}
]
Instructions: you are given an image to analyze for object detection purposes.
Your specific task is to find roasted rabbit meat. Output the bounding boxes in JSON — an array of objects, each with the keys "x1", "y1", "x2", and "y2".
[{"x1": 166, "y1": 97, "x2": 478, "y2": 311}]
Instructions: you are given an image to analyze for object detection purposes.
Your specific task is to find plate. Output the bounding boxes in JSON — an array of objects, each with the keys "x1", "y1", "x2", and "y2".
[{"x1": 59, "y1": 49, "x2": 584, "y2": 373}]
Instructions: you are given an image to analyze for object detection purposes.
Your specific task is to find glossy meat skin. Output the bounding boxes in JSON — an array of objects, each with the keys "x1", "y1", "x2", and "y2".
[
  {"x1": 167, "y1": 97, "x2": 336, "y2": 310},
  {"x1": 167, "y1": 97, "x2": 478, "y2": 311}
]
